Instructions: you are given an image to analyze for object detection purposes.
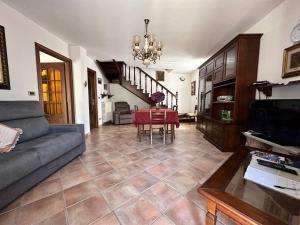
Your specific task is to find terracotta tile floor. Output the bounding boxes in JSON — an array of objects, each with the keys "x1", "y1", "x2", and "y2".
[{"x1": 0, "y1": 124, "x2": 238, "y2": 225}]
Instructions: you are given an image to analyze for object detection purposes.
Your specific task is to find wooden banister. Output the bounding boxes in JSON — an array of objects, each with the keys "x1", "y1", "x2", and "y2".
[{"x1": 113, "y1": 60, "x2": 178, "y2": 108}]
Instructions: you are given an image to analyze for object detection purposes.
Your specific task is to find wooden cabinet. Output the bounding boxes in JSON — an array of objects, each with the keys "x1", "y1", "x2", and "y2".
[{"x1": 196, "y1": 34, "x2": 262, "y2": 151}]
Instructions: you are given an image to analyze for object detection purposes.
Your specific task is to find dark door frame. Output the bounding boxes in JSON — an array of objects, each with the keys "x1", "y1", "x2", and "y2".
[
  {"x1": 87, "y1": 68, "x2": 98, "y2": 129},
  {"x1": 35, "y1": 42, "x2": 75, "y2": 123}
]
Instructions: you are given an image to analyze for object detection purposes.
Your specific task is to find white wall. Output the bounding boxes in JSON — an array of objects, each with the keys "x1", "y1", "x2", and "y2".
[
  {"x1": 245, "y1": 0, "x2": 300, "y2": 99},
  {"x1": 0, "y1": 1, "x2": 69, "y2": 100},
  {"x1": 110, "y1": 84, "x2": 149, "y2": 111},
  {"x1": 0, "y1": 1, "x2": 108, "y2": 134}
]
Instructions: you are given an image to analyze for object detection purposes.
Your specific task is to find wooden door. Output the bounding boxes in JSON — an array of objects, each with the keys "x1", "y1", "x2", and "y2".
[
  {"x1": 41, "y1": 63, "x2": 68, "y2": 124},
  {"x1": 88, "y1": 69, "x2": 98, "y2": 129}
]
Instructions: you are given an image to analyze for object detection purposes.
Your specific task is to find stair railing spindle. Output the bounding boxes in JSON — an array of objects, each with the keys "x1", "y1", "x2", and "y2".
[
  {"x1": 145, "y1": 74, "x2": 148, "y2": 93},
  {"x1": 166, "y1": 91, "x2": 168, "y2": 108},
  {"x1": 124, "y1": 64, "x2": 127, "y2": 80},
  {"x1": 139, "y1": 70, "x2": 142, "y2": 89},
  {"x1": 134, "y1": 67, "x2": 136, "y2": 85},
  {"x1": 128, "y1": 66, "x2": 131, "y2": 82}
]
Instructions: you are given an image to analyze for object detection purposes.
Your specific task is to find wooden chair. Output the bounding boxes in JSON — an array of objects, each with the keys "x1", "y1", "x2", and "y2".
[{"x1": 150, "y1": 110, "x2": 167, "y2": 144}]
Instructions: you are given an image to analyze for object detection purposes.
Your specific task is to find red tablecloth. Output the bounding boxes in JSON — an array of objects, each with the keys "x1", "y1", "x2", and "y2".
[{"x1": 134, "y1": 109, "x2": 180, "y2": 128}]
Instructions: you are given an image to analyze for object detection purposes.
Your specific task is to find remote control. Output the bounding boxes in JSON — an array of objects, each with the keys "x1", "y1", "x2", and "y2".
[{"x1": 257, "y1": 159, "x2": 298, "y2": 175}]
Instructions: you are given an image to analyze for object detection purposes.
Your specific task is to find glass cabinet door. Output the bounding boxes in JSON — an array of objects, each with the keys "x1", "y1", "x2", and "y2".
[
  {"x1": 198, "y1": 76, "x2": 205, "y2": 114},
  {"x1": 204, "y1": 74, "x2": 213, "y2": 115},
  {"x1": 224, "y1": 44, "x2": 237, "y2": 80}
]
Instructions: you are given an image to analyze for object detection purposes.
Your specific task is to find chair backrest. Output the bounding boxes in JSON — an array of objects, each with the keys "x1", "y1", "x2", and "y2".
[
  {"x1": 150, "y1": 110, "x2": 166, "y2": 125},
  {"x1": 114, "y1": 101, "x2": 130, "y2": 112}
]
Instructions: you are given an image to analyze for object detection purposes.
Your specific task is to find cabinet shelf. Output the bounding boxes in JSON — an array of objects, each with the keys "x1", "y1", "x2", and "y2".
[
  {"x1": 212, "y1": 101, "x2": 235, "y2": 104},
  {"x1": 214, "y1": 81, "x2": 236, "y2": 89}
]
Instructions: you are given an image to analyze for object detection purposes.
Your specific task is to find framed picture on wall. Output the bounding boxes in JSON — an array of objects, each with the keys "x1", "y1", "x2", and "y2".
[
  {"x1": 282, "y1": 42, "x2": 300, "y2": 78},
  {"x1": 156, "y1": 71, "x2": 165, "y2": 81},
  {"x1": 191, "y1": 81, "x2": 196, "y2": 96},
  {"x1": 0, "y1": 25, "x2": 10, "y2": 89}
]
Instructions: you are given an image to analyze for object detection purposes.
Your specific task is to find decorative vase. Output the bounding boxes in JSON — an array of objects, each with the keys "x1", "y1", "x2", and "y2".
[{"x1": 156, "y1": 103, "x2": 160, "y2": 110}]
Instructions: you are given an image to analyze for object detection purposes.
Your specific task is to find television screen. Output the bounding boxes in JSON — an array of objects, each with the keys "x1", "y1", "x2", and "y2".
[{"x1": 248, "y1": 99, "x2": 300, "y2": 146}]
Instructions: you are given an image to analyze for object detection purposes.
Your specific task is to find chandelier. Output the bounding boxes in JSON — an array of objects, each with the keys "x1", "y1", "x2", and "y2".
[{"x1": 132, "y1": 19, "x2": 163, "y2": 67}]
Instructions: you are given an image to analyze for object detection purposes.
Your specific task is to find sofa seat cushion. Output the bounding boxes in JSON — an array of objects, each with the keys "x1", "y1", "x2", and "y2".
[
  {"x1": 15, "y1": 132, "x2": 83, "y2": 165},
  {"x1": 0, "y1": 150, "x2": 42, "y2": 190}
]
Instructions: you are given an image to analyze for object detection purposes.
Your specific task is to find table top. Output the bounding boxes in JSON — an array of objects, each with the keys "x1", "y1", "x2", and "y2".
[{"x1": 199, "y1": 148, "x2": 300, "y2": 225}]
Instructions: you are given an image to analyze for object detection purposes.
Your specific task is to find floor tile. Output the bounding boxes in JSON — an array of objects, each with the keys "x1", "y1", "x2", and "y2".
[
  {"x1": 143, "y1": 182, "x2": 180, "y2": 213},
  {"x1": 127, "y1": 172, "x2": 159, "y2": 193},
  {"x1": 86, "y1": 162, "x2": 113, "y2": 177},
  {"x1": 146, "y1": 163, "x2": 175, "y2": 178},
  {"x1": 186, "y1": 187, "x2": 207, "y2": 210},
  {"x1": 67, "y1": 195, "x2": 111, "y2": 225},
  {"x1": 164, "y1": 172, "x2": 198, "y2": 194},
  {"x1": 17, "y1": 192, "x2": 65, "y2": 225},
  {"x1": 166, "y1": 197, "x2": 206, "y2": 225},
  {"x1": 22, "y1": 178, "x2": 62, "y2": 205},
  {"x1": 60, "y1": 170, "x2": 92, "y2": 190},
  {"x1": 136, "y1": 157, "x2": 161, "y2": 169},
  {"x1": 0, "y1": 209, "x2": 18, "y2": 225},
  {"x1": 109, "y1": 156, "x2": 133, "y2": 169},
  {"x1": 64, "y1": 181, "x2": 99, "y2": 207},
  {"x1": 115, "y1": 196, "x2": 161, "y2": 225},
  {"x1": 35, "y1": 211, "x2": 67, "y2": 225},
  {"x1": 103, "y1": 181, "x2": 139, "y2": 209},
  {"x1": 91, "y1": 212, "x2": 120, "y2": 225},
  {"x1": 128, "y1": 151, "x2": 146, "y2": 162},
  {"x1": 94, "y1": 171, "x2": 124, "y2": 191},
  {"x1": 117, "y1": 164, "x2": 144, "y2": 178},
  {"x1": 80, "y1": 151, "x2": 105, "y2": 163},
  {"x1": 152, "y1": 216, "x2": 175, "y2": 225}
]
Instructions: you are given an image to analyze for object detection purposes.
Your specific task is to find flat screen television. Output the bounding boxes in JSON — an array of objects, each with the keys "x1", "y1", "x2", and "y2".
[{"x1": 248, "y1": 99, "x2": 300, "y2": 146}]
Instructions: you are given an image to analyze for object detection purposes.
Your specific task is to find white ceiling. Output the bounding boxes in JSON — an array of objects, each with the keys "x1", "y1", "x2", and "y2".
[{"x1": 2, "y1": 0, "x2": 284, "y2": 72}]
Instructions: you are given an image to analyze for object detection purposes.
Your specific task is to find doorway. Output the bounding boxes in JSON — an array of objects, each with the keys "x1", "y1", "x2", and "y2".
[
  {"x1": 87, "y1": 68, "x2": 98, "y2": 129},
  {"x1": 35, "y1": 43, "x2": 74, "y2": 124}
]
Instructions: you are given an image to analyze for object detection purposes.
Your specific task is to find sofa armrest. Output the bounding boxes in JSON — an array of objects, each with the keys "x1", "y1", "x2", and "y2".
[{"x1": 49, "y1": 124, "x2": 85, "y2": 142}]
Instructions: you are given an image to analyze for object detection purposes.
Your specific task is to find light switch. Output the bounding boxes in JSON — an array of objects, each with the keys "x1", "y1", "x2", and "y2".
[{"x1": 28, "y1": 91, "x2": 35, "y2": 96}]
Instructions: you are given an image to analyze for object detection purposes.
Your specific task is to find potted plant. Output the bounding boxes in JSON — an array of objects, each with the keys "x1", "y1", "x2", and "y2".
[{"x1": 151, "y1": 91, "x2": 165, "y2": 110}]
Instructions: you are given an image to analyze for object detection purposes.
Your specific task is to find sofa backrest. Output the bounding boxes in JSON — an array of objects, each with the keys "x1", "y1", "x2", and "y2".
[
  {"x1": 0, "y1": 101, "x2": 50, "y2": 143},
  {"x1": 115, "y1": 101, "x2": 130, "y2": 112}
]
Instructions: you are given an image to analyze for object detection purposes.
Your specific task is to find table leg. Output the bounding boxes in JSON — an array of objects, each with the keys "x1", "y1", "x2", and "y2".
[
  {"x1": 171, "y1": 124, "x2": 174, "y2": 143},
  {"x1": 138, "y1": 125, "x2": 141, "y2": 142},
  {"x1": 206, "y1": 200, "x2": 217, "y2": 225}
]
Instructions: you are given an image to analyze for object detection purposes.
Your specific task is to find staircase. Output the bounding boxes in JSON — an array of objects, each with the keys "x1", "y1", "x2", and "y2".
[{"x1": 97, "y1": 60, "x2": 178, "y2": 108}]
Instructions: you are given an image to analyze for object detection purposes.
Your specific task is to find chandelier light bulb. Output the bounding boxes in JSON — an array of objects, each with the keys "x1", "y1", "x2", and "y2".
[
  {"x1": 133, "y1": 35, "x2": 141, "y2": 44},
  {"x1": 143, "y1": 58, "x2": 150, "y2": 66}
]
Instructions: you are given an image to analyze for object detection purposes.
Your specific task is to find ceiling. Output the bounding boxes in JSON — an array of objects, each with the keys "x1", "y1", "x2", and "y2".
[{"x1": 2, "y1": 0, "x2": 284, "y2": 72}]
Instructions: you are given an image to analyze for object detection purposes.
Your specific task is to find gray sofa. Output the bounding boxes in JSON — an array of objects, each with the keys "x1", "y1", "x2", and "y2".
[
  {"x1": 113, "y1": 101, "x2": 133, "y2": 124},
  {"x1": 0, "y1": 101, "x2": 85, "y2": 209}
]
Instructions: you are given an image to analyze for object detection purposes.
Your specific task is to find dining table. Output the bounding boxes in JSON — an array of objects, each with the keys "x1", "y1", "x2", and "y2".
[{"x1": 133, "y1": 108, "x2": 180, "y2": 143}]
